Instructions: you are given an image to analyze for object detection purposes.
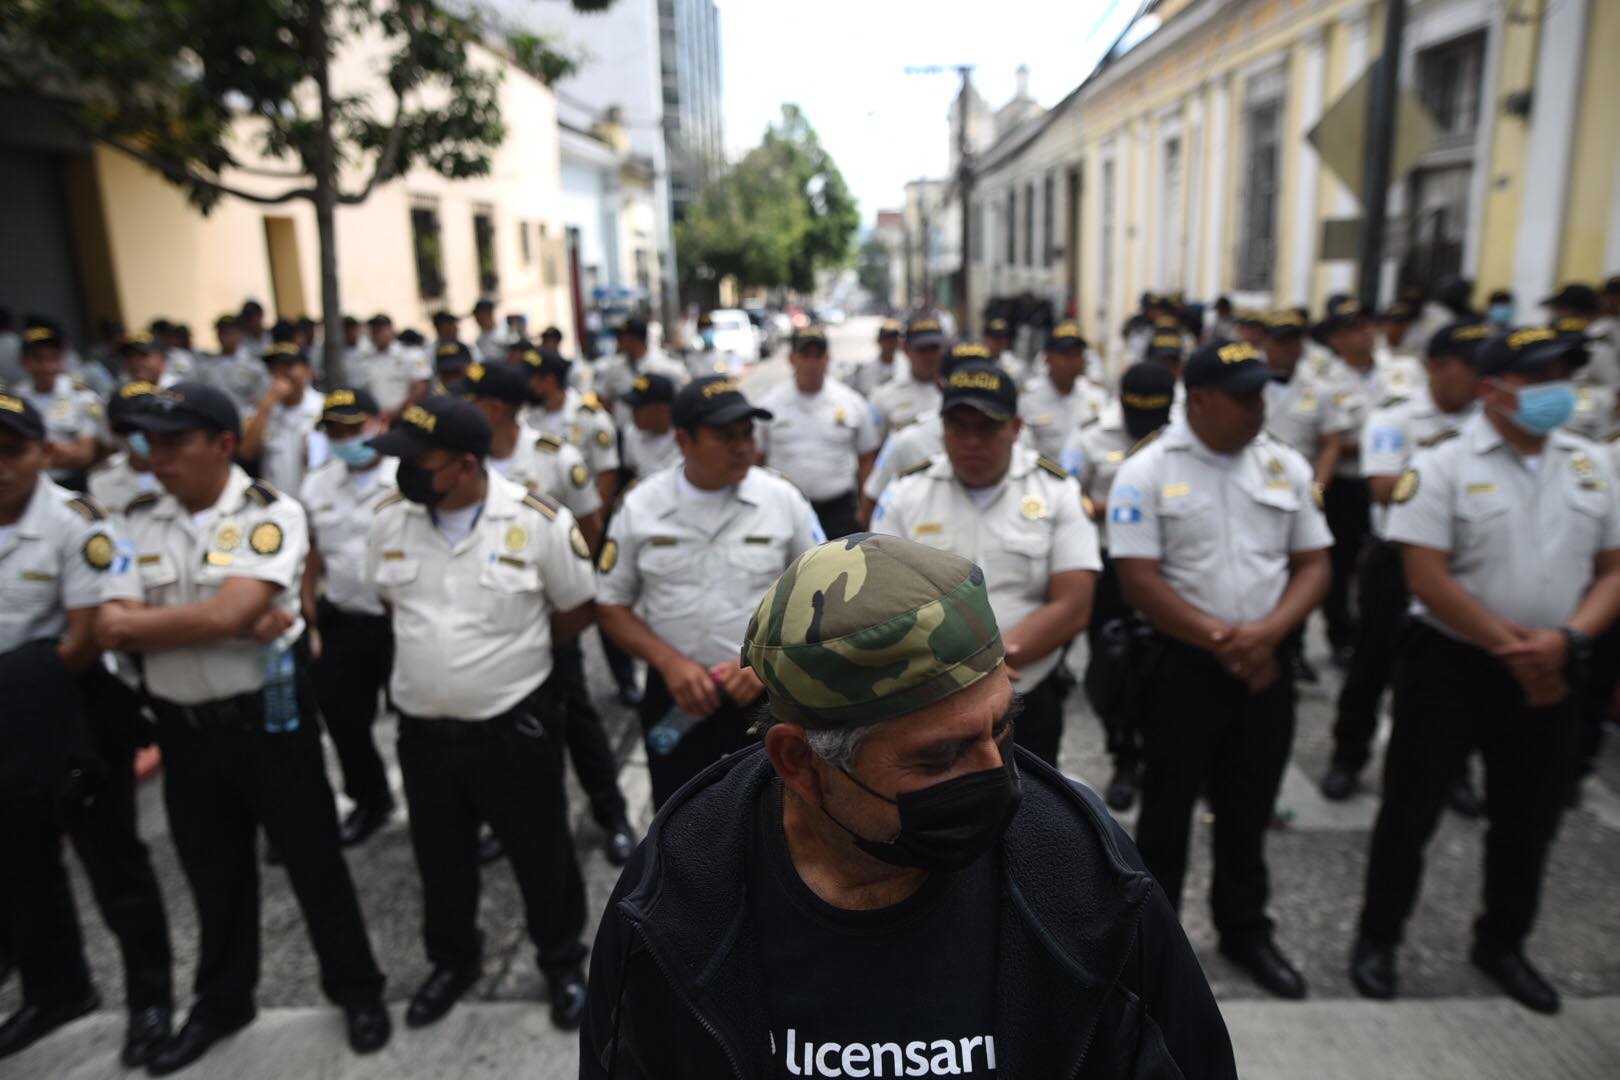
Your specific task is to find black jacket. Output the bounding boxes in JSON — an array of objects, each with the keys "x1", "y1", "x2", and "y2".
[{"x1": 582, "y1": 745, "x2": 1236, "y2": 1079}]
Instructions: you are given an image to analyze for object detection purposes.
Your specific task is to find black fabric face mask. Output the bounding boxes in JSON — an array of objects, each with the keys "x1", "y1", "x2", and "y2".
[
  {"x1": 823, "y1": 747, "x2": 1022, "y2": 873},
  {"x1": 397, "y1": 459, "x2": 450, "y2": 506}
]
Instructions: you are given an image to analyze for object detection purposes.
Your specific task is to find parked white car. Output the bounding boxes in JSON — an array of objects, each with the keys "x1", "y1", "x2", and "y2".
[{"x1": 707, "y1": 309, "x2": 759, "y2": 360}]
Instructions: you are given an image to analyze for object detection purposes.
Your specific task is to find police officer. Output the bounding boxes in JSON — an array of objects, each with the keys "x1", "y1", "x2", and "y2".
[
  {"x1": 1109, "y1": 340, "x2": 1332, "y2": 1000},
  {"x1": 521, "y1": 347, "x2": 621, "y2": 509},
  {"x1": 0, "y1": 393, "x2": 174, "y2": 1068},
  {"x1": 117, "y1": 335, "x2": 179, "y2": 389},
  {"x1": 241, "y1": 342, "x2": 326, "y2": 497},
  {"x1": 298, "y1": 387, "x2": 399, "y2": 847},
  {"x1": 89, "y1": 382, "x2": 166, "y2": 516},
  {"x1": 755, "y1": 325, "x2": 881, "y2": 539},
  {"x1": 1321, "y1": 322, "x2": 1486, "y2": 801},
  {"x1": 1018, "y1": 321, "x2": 1107, "y2": 459},
  {"x1": 685, "y1": 312, "x2": 744, "y2": 378},
  {"x1": 472, "y1": 299, "x2": 505, "y2": 362},
  {"x1": 358, "y1": 313, "x2": 433, "y2": 420},
  {"x1": 868, "y1": 315, "x2": 947, "y2": 437},
  {"x1": 1260, "y1": 310, "x2": 1347, "y2": 489},
  {"x1": 840, "y1": 318, "x2": 902, "y2": 398},
  {"x1": 366, "y1": 396, "x2": 595, "y2": 1029},
  {"x1": 16, "y1": 323, "x2": 101, "y2": 489},
  {"x1": 1061, "y1": 361, "x2": 1177, "y2": 809},
  {"x1": 460, "y1": 363, "x2": 636, "y2": 864},
  {"x1": 597, "y1": 375, "x2": 824, "y2": 807},
  {"x1": 984, "y1": 314, "x2": 1028, "y2": 382},
  {"x1": 97, "y1": 382, "x2": 388, "y2": 1073},
  {"x1": 1352, "y1": 327, "x2": 1620, "y2": 1014},
  {"x1": 197, "y1": 314, "x2": 270, "y2": 416},
  {"x1": 871, "y1": 362, "x2": 1101, "y2": 764},
  {"x1": 430, "y1": 309, "x2": 462, "y2": 350},
  {"x1": 433, "y1": 339, "x2": 475, "y2": 388},
  {"x1": 618, "y1": 373, "x2": 682, "y2": 478},
  {"x1": 1542, "y1": 283, "x2": 1619, "y2": 441},
  {"x1": 591, "y1": 316, "x2": 689, "y2": 417}
]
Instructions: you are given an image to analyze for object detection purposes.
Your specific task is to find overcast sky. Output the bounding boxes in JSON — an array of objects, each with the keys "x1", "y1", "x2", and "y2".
[{"x1": 715, "y1": 0, "x2": 1140, "y2": 222}]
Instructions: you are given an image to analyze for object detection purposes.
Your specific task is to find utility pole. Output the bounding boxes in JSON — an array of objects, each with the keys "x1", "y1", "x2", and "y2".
[
  {"x1": 1357, "y1": 0, "x2": 1407, "y2": 309},
  {"x1": 955, "y1": 65, "x2": 975, "y2": 334}
]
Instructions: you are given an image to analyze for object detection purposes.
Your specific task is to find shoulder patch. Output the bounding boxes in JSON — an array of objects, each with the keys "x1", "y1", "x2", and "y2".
[
  {"x1": 1393, "y1": 469, "x2": 1420, "y2": 504},
  {"x1": 1380, "y1": 395, "x2": 1405, "y2": 410},
  {"x1": 580, "y1": 392, "x2": 602, "y2": 411},
  {"x1": 1418, "y1": 428, "x2": 1461, "y2": 449},
  {"x1": 522, "y1": 492, "x2": 560, "y2": 520},
  {"x1": 66, "y1": 495, "x2": 107, "y2": 522},
  {"x1": 245, "y1": 480, "x2": 280, "y2": 507},
  {"x1": 898, "y1": 459, "x2": 933, "y2": 479},
  {"x1": 1081, "y1": 416, "x2": 1100, "y2": 429},
  {"x1": 1036, "y1": 456, "x2": 1067, "y2": 480},
  {"x1": 377, "y1": 491, "x2": 405, "y2": 511},
  {"x1": 1127, "y1": 428, "x2": 1162, "y2": 457},
  {"x1": 71, "y1": 374, "x2": 88, "y2": 391},
  {"x1": 536, "y1": 432, "x2": 564, "y2": 454},
  {"x1": 126, "y1": 492, "x2": 160, "y2": 514}
]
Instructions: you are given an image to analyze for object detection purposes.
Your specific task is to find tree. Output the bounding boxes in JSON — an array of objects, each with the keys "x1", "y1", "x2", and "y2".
[
  {"x1": 676, "y1": 104, "x2": 859, "y2": 298},
  {"x1": 0, "y1": 0, "x2": 602, "y2": 385}
]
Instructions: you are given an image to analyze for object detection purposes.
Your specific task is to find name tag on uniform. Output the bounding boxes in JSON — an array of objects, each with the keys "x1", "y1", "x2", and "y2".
[
  {"x1": 1265, "y1": 480, "x2": 1291, "y2": 490},
  {"x1": 1162, "y1": 482, "x2": 1191, "y2": 499},
  {"x1": 1105, "y1": 451, "x2": 1125, "y2": 463},
  {"x1": 138, "y1": 553, "x2": 162, "y2": 566},
  {"x1": 496, "y1": 555, "x2": 527, "y2": 568},
  {"x1": 381, "y1": 550, "x2": 406, "y2": 561},
  {"x1": 743, "y1": 536, "x2": 772, "y2": 545},
  {"x1": 206, "y1": 551, "x2": 234, "y2": 566},
  {"x1": 21, "y1": 570, "x2": 55, "y2": 582},
  {"x1": 648, "y1": 536, "x2": 679, "y2": 547},
  {"x1": 1464, "y1": 483, "x2": 1497, "y2": 496},
  {"x1": 913, "y1": 523, "x2": 942, "y2": 535}
]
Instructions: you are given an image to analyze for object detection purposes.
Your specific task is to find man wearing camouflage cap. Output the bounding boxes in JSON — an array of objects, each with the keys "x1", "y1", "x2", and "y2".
[{"x1": 583, "y1": 535, "x2": 1233, "y2": 1079}]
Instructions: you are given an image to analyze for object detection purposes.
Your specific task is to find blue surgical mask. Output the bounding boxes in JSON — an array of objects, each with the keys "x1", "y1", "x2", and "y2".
[
  {"x1": 1489, "y1": 303, "x2": 1513, "y2": 326},
  {"x1": 331, "y1": 438, "x2": 380, "y2": 469},
  {"x1": 700, "y1": 329, "x2": 716, "y2": 348},
  {"x1": 126, "y1": 431, "x2": 151, "y2": 459},
  {"x1": 1506, "y1": 380, "x2": 1577, "y2": 436}
]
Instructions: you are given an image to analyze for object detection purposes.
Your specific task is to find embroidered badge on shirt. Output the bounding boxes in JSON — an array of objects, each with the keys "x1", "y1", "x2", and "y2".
[
  {"x1": 1020, "y1": 494, "x2": 1047, "y2": 520},
  {"x1": 82, "y1": 533, "x2": 114, "y2": 570},
  {"x1": 598, "y1": 539, "x2": 619, "y2": 573},
  {"x1": 505, "y1": 525, "x2": 529, "y2": 552},
  {"x1": 570, "y1": 525, "x2": 591, "y2": 560},
  {"x1": 1393, "y1": 469, "x2": 1419, "y2": 504},
  {"x1": 249, "y1": 522, "x2": 283, "y2": 555},
  {"x1": 216, "y1": 523, "x2": 242, "y2": 550}
]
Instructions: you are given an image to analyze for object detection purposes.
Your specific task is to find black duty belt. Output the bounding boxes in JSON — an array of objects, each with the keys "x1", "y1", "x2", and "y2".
[{"x1": 150, "y1": 692, "x2": 264, "y2": 732}]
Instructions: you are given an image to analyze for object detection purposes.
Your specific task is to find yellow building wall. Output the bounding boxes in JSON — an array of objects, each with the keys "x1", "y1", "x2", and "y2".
[
  {"x1": 1474, "y1": 2, "x2": 1543, "y2": 296},
  {"x1": 1558, "y1": 0, "x2": 1620, "y2": 282}
]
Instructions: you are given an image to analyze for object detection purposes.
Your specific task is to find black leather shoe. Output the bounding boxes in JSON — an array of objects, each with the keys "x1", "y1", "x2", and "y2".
[
  {"x1": 0, "y1": 989, "x2": 100, "y2": 1061},
  {"x1": 146, "y1": 1011, "x2": 252, "y2": 1076},
  {"x1": 1290, "y1": 654, "x2": 1320, "y2": 684},
  {"x1": 122, "y1": 1005, "x2": 172, "y2": 1069},
  {"x1": 1220, "y1": 939, "x2": 1308, "y2": 1000},
  {"x1": 478, "y1": 832, "x2": 504, "y2": 865},
  {"x1": 344, "y1": 1001, "x2": 392, "y2": 1054},
  {"x1": 339, "y1": 801, "x2": 394, "y2": 847},
  {"x1": 405, "y1": 967, "x2": 480, "y2": 1029},
  {"x1": 1320, "y1": 764, "x2": 1359, "y2": 802},
  {"x1": 548, "y1": 968, "x2": 588, "y2": 1030},
  {"x1": 1471, "y1": 945, "x2": 1560, "y2": 1014},
  {"x1": 1448, "y1": 778, "x2": 1484, "y2": 818},
  {"x1": 604, "y1": 819, "x2": 638, "y2": 867},
  {"x1": 617, "y1": 684, "x2": 644, "y2": 707},
  {"x1": 1104, "y1": 766, "x2": 1139, "y2": 812},
  {"x1": 1349, "y1": 940, "x2": 1397, "y2": 1000}
]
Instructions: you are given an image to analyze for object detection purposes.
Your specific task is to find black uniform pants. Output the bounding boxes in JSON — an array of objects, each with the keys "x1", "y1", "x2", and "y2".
[
  {"x1": 312, "y1": 601, "x2": 394, "y2": 812},
  {"x1": 1577, "y1": 623, "x2": 1620, "y2": 782},
  {"x1": 810, "y1": 491, "x2": 860, "y2": 540},
  {"x1": 154, "y1": 703, "x2": 383, "y2": 1026},
  {"x1": 1359, "y1": 623, "x2": 1577, "y2": 952},
  {"x1": 397, "y1": 697, "x2": 587, "y2": 980},
  {"x1": 639, "y1": 671, "x2": 758, "y2": 810},
  {"x1": 1331, "y1": 538, "x2": 1408, "y2": 773},
  {"x1": 552, "y1": 639, "x2": 629, "y2": 827},
  {"x1": 1134, "y1": 637, "x2": 1295, "y2": 948},
  {"x1": 0, "y1": 795, "x2": 95, "y2": 1011},
  {"x1": 1011, "y1": 669, "x2": 1067, "y2": 767},
  {"x1": 1083, "y1": 556, "x2": 1141, "y2": 770},
  {"x1": 1323, "y1": 476, "x2": 1371, "y2": 650}
]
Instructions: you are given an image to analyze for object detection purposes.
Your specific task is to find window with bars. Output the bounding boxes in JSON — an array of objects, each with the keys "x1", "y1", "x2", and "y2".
[
  {"x1": 1042, "y1": 171, "x2": 1056, "y2": 268},
  {"x1": 1005, "y1": 189, "x2": 1017, "y2": 265},
  {"x1": 1418, "y1": 32, "x2": 1486, "y2": 143},
  {"x1": 473, "y1": 208, "x2": 498, "y2": 294},
  {"x1": 410, "y1": 203, "x2": 444, "y2": 301},
  {"x1": 1236, "y1": 93, "x2": 1281, "y2": 291},
  {"x1": 1023, "y1": 180, "x2": 1036, "y2": 267},
  {"x1": 1099, "y1": 157, "x2": 1116, "y2": 318}
]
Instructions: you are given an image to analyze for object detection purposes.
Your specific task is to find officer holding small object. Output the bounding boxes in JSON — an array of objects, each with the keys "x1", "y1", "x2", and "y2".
[{"x1": 597, "y1": 376, "x2": 824, "y2": 807}]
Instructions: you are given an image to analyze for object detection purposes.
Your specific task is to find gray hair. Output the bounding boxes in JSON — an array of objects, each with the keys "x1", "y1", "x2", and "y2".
[{"x1": 803, "y1": 725, "x2": 873, "y2": 771}]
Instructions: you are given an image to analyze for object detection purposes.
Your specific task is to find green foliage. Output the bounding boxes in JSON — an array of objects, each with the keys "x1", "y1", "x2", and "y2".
[{"x1": 677, "y1": 103, "x2": 860, "y2": 294}]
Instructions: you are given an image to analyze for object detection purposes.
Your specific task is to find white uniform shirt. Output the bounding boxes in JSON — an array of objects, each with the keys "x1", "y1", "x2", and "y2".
[
  {"x1": 1320, "y1": 350, "x2": 1424, "y2": 478},
  {"x1": 87, "y1": 452, "x2": 162, "y2": 523},
  {"x1": 841, "y1": 355, "x2": 898, "y2": 399},
  {"x1": 597, "y1": 465, "x2": 824, "y2": 669},
  {"x1": 622, "y1": 425, "x2": 682, "y2": 478},
  {"x1": 684, "y1": 347, "x2": 745, "y2": 379},
  {"x1": 871, "y1": 448, "x2": 1102, "y2": 686},
  {"x1": 355, "y1": 342, "x2": 432, "y2": 414},
  {"x1": 525, "y1": 388, "x2": 620, "y2": 478},
  {"x1": 1107, "y1": 422, "x2": 1334, "y2": 624},
  {"x1": 368, "y1": 472, "x2": 597, "y2": 720},
  {"x1": 300, "y1": 457, "x2": 398, "y2": 616},
  {"x1": 862, "y1": 415, "x2": 1036, "y2": 503},
  {"x1": 1017, "y1": 374, "x2": 1106, "y2": 460},
  {"x1": 258, "y1": 392, "x2": 326, "y2": 498},
  {"x1": 0, "y1": 479, "x2": 115, "y2": 651},
  {"x1": 1359, "y1": 387, "x2": 1475, "y2": 538},
  {"x1": 1263, "y1": 371, "x2": 1351, "y2": 461},
  {"x1": 21, "y1": 376, "x2": 102, "y2": 482},
  {"x1": 475, "y1": 328, "x2": 506, "y2": 363},
  {"x1": 1387, "y1": 413, "x2": 1620, "y2": 634},
  {"x1": 1570, "y1": 317, "x2": 1619, "y2": 441},
  {"x1": 198, "y1": 351, "x2": 269, "y2": 415},
  {"x1": 1060, "y1": 410, "x2": 1136, "y2": 548},
  {"x1": 490, "y1": 424, "x2": 603, "y2": 521},
  {"x1": 592, "y1": 350, "x2": 690, "y2": 418},
  {"x1": 101, "y1": 466, "x2": 308, "y2": 704},
  {"x1": 867, "y1": 371, "x2": 941, "y2": 438},
  {"x1": 755, "y1": 379, "x2": 882, "y2": 501}
]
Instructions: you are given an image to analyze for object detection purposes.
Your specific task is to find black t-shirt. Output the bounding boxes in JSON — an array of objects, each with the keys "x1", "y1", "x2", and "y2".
[{"x1": 752, "y1": 781, "x2": 1000, "y2": 1078}]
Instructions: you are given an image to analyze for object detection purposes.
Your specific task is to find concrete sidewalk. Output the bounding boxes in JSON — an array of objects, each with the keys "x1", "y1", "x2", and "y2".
[{"x1": 10, "y1": 995, "x2": 1619, "y2": 1078}]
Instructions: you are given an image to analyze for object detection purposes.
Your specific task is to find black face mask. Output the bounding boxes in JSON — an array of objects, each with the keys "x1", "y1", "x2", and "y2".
[
  {"x1": 822, "y1": 746, "x2": 1022, "y2": 873},
  {"x1": 397, "y1": 459, "x2": 452, "y2": 507}
]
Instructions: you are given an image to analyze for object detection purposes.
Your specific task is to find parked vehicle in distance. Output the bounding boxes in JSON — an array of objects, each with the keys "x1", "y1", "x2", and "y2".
[{"x1": 708, "y1": 308, "x2": 760, "y2": 360}]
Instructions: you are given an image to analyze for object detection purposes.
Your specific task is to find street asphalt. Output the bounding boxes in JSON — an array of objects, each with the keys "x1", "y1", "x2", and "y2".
[{"x1": 6, "y1": 317, "x2": 1618, "y2": 1077}]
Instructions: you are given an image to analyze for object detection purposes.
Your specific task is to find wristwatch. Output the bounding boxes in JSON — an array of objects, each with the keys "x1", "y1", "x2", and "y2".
[{"x1": 1561, "y1": 627, "x2": 1593, "y2": 664}]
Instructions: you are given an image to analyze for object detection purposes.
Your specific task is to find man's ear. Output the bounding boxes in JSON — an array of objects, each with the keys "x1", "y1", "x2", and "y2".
[{"x1": 765, "y1": 723, "x2": 825, "y2": 809}]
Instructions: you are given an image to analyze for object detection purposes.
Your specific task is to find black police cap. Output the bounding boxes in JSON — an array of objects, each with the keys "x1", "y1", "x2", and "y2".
[
  {"x1": 1541, "y1": 282, "x2": 1599, "y2": 313},
  {"x1": 623, "y1": 373, "x2": 677, "y2": 407},
  {"x1": 460, "y1": 361, "x2": 532, "y2": 405},
  {"x1": 106, "y1": 381, "x2": 161, "y2": 429},
  {"x1": 115, "y1": 381, "x2": 242, "y2": 440},
  {"x1": 1183, "y1": 340, "x2": 1279, "y2": 394},
  {"x1": 368, "y1": 395, "x2": 492, "y2": 459},
  {"x1": 1426, "y1": 321, "x2": 1492, "y2": 363},
  {"x1": 1474, "y1": 326, "x2": 1588, "y2": 378},
  {"x1": 519, "y1": 346, "x2": 572, "y2": 381},
  {"x1": 435, "y1": 341, "x2": 474, "y2": 369},
  {"x1": 940, "y1": 362, "x2": 1017, "y2": 421},
  {"x1": 319, "y1": 387, "x2": 381, "y2": 425},
  {"x1": 0, "y1": 391, "x2": 46, "y2": 440},
  {"x1": 672, "y1": 375, "x2": 772, "y2": 428}
]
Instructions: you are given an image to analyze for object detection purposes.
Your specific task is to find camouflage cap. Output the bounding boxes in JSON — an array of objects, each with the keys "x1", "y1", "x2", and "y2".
[{"x1": 740, "y1": 534, "x2": 1004, "y2": 730}]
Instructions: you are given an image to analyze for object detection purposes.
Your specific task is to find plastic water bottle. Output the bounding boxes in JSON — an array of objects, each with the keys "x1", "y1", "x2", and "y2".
[
  {"x1": 262, "y1": 647, "x2": 301, "y2": 734},
  {"x1": 647, "y1": 705, "x2": 702, "y2": 756}
]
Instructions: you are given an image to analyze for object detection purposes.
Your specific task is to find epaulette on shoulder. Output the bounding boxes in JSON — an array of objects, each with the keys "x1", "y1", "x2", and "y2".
[
  {"x1": 244, "y1": 480, "x2": 280, "y2": 506},
  {"x1": 1127, "y1": 428, "x2": 1162, "y2": 457},
  {"x1": 535, "y1": 432, "x2": 564, "y2": 454},
  {"x1": 1081, "y1": 416, "x2": 1100, "y2": 430},
  {"x1": 1418, "y1": 428, "x2": 1460, "y2": 449},
  {"x1": 897, "y1": 459, "x2": 933, "y2": 479},
  {"x1": 1379, "y1": 395, "x2": 1405, "y2": 410},
  {"x1": 66, "y1": 495, "x2": 107, "y2": 522},
  {"x1": 71, "y1": 374, "x2": 89, "y2": 391},
  {"x1": 610, "y1": 476, "x2": 641, "y2": 514},
  {"x1": 126, "y1": 492, "x2": 160, "y2": 514},
  {"x1": 523, "y1": 492, "x2": 560, "y2": 520},
  {"x1": 376, "y1": 491, "x2": 405, "y2": 511},
  {"x1": 1036, "y1": 456, "x2": 1067, "y2": 480},
  {"x1": 579, "y1": 393, "x2": 602, "y2": 413},
  {"x1": 1608, "y1": 430, "x2": 1620, "y2": 444}
]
